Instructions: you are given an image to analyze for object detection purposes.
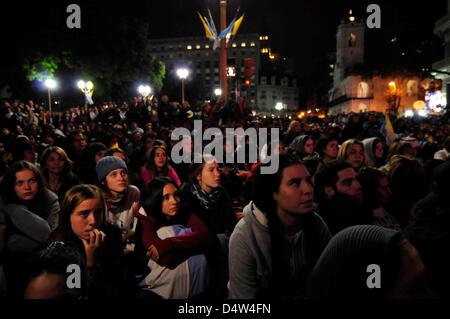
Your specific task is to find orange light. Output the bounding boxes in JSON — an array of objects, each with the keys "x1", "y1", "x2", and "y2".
[{"x1": 245, "y1": 79, "x2": 251, "y2": 87}]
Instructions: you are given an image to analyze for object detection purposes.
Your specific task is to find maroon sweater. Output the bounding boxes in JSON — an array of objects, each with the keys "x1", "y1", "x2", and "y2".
[{"x1": 135, "y1": 210, "x2": 213, "y2": 269}]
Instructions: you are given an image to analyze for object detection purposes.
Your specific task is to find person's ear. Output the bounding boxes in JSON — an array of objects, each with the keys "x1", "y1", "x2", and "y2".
[{"x1": 324, "y1": 186, "x2": 335, "y2": 199}]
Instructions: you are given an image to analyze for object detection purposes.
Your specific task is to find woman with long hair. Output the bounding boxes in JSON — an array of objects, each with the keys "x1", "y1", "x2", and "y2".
[
  {"x1": 140, "y1": 144, "x2": 181, "y2": 186},
  {"x1": 40, "y1": 146, "x2": 80, "y2": 203},
  {"x1": 136, "y1": 177, "x2": 213, "y2": 298},
  {"x1": 0, "y1": 161, "x2": 60, "y2": 297},
  {"x1": 228, "y1": 154, "x2": 331, "y2": 299},
  {"x1": 49, "y1": 184, "x2": 133, "y2": 298},
  {"x1": 337, "y1": 138, "x2": 365, "y2": 171},
  {"x1": 181, "y1": 153, "x2": 238, "y2": 297}
]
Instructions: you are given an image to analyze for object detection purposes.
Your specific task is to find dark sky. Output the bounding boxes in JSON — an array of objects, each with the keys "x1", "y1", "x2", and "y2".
[{"x1": 0, "y1": 0, "x2": 447, "y2": 101}]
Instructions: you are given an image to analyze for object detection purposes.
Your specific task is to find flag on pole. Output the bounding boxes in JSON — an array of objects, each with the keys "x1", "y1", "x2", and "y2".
[
  {"x1": 380, "y1": 113, "x2": 396, "y2": 145},
  {"x1": 197, "y1": 12, "x2": 214, "y2": 39},
  {"x1": 231, "y1": 14, "x2": 244, "y2": 37}
]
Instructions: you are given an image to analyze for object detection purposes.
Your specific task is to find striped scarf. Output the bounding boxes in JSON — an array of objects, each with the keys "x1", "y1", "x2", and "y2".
[{"x1": 191, "y1": 183, "x2": 222, "y2": 210}]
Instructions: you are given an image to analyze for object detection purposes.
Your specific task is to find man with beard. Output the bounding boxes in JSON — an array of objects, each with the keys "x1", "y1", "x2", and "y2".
[{"x1": 313, "y1": 160, "x2": 372, "y2": 235}]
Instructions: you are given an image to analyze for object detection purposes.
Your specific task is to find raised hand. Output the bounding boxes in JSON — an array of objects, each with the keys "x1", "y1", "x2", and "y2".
[{"x1": 81, "y1": 229, "x2": 106, "y2": 268}]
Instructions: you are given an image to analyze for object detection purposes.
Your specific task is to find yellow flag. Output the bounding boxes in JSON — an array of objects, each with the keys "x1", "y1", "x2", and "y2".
[
  {"x1": 197, "y1": 12, "x2": 213, "y2": 39},
  {"x1": 384, "y1": 113, "x2": 396, "y2": 145},
  {"x1": 231, "y1": 15, "x2": 244, "y2": 37}
]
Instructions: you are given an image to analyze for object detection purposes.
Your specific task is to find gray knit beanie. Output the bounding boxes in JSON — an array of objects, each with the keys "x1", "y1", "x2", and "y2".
[{"x1": 96, "y1": 156, "x2": 127, "y2": 182}]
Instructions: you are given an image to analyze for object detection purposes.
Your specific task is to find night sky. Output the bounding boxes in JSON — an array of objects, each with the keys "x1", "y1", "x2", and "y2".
[{"x1": 0, "y1": 0, "x2": 447, "y2": 103}]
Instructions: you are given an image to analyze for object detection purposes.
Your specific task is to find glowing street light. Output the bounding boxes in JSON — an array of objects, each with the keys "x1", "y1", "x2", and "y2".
[
  {"x1": 214, "y1": 88, "x2": 222, "y2": 97},
  {"x1": 275, "y1": 102, "x2": 283, "y2": 111},
  {"x1": 177, "y1": 68, "x2": 189, "y2": 103},
  {"x1": 138, "y1": 84, "x2": 152, "y2": 98},
  {"x1": 44, "y1": 78, "x2": 57, "y2": 124},
  {"x1": 78, "y1": 80, "x2": 94, "y2": 106}
]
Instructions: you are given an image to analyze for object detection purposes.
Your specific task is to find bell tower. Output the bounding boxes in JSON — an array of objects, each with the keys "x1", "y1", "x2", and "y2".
[{"x1": 333, "y1": 10, "x2": 365, "y2": 87}]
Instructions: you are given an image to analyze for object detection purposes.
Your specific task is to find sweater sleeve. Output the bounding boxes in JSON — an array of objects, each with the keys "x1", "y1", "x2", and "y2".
[
  {"x1": 228, "y1": 220, "x2": 258, "y2": 299},
  {"x1": 46, "y1": 194, "x2": 60, "y2": 232},
  {"x1": 138, "y1": 209, "x2": 213, "y2": 269}
]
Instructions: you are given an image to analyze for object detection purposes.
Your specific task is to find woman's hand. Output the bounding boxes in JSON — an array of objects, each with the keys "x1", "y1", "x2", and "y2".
[
  {"x1": 147, "y1": 244, "x2": 159, "y2": 262},
  {"x1": 81, "y1": 229, "x2": 106, "y2": 268}
]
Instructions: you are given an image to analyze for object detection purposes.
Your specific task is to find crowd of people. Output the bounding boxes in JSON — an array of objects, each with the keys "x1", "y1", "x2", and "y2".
[{"x1": 1, "y1": 94, "x2": 449, "y2": 299}]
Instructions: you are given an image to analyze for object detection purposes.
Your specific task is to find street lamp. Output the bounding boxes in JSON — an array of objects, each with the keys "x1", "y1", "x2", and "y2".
[
  {"x1": 138, "y1": 84, "x2": 152, "y2": 98},
  {"x1": 214, "y1": 88, "x2": 222, "y2": 97},
  {"x1": 44, "y1": 78, "x2": 57, "y2": 124},
  {"x1": 177, "y1": 68, "x2": 189, "y2": 103},
  {"x1": 77, "y1": 80, "x2": 94, "y2": 106},
  {"x1": 138, "y1": 84, "x2": 152, "y2": 106},
  {"x1": 275, "y1": 102, "x2": 283, "y2": 111}
]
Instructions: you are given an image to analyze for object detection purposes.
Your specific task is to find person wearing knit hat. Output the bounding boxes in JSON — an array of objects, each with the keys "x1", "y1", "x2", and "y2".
[
  {"x1": 96, "y1": 156, "x2": 127, "y2": 183},
  {"x1": 96, "y1": 156, "x2": 141, "y2": 254},
  {"x1": 306, "y1": 225, "x2": 437, "y2": 299}
]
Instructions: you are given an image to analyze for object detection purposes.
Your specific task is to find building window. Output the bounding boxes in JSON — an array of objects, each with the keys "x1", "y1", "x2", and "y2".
[
  {"x1": 232, "y1": 43, "x2": 237, "y2": 48},
  {"x1": 357, "y1": 82, "x2": 369, "y2": 98},
  {"x1": 205, "y1": 44, "x2": 210, "y2": 49},
  {"x1": 348, "y1": 33, "x2": 356, "y2": 47},
  {"x1": 250, "y1": 42, "x2": 255, "y2": 47},
  {"x1": 196, "y1": 44, "x2": 201, "y2": 49},
  {"x1": 241, "y1": 42, "x2": 247, "y2": 47},
  {"x1": 187, "y1": 45, "x2": 192, "y2": 50},
  {"x1": 407, "y1": 80, "x2": 418, "y2": 96}
]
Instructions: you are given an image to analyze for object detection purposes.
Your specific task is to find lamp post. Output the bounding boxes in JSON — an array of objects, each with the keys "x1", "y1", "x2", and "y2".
[
  {"x1": 176, "y1": 68, "x2": 189, "y2": 103},
  {"x1": 214, "y1": 88, "x2": 223, "y2": 97},
  {"x1": 77, "y1": 80, "x2": 94, "y2": 106},
  {"x1": 138, "y1": 84, "x2": 152, "y2": 104},
  {"x1": 44, "y1": 79, "x2": 56, "y2": 124},
  {"x1": 220, "y1": 0, "x2": 228, "y2": 102}
]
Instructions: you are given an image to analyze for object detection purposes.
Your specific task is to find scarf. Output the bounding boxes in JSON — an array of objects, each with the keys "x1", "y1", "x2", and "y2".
[
  {"x1": 106, "y1": 188, "x2": 128, "y2": 212},
  {"x1": 191, "y1": 183, "x2": 222, "y2": 210}
]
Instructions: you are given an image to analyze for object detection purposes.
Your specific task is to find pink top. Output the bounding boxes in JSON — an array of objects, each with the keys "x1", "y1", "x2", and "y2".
[{"x1": 140, "y1": 165, "x2": 181, "y2": 186}]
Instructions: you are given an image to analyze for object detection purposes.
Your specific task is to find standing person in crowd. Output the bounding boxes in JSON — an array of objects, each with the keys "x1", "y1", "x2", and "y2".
[
  {"x1": 66, "y1": 132, "x2": 88, "y2": 178},
  {"x1": 314, "y1": 160, "x2": 372, "y2": 235},
  {"x1": 40, "y1": 146, "x2": 80, "y2": 203},
  {"x1": 136, "y1": 177, "x2": 213, "y2": 299},
  {"x1": 140, "y1": 144, "x2": 181, "y2": 186},
  {"x1": 0, "y1": 161, "x2": 60, "y2": 297},
  {"x1": 96, "y1": 156, "x2": 140, "y2": 253},
  {"x1": 228, "y1": 154, "x2": 331, "y2": 299},
  {"x1": 306, "y1": 225, "x2": 437, "y2": 299},
  {"x1": 362, "y1": 137, "x2": 386, "y2": 168},
  {"x1": 157, "y1": 95, "x2": 172, "y2": 128},
  {"x1": 337, "y1": 139, "x2": 365, "y2": 171},
  {"x1": 356, "y1": 167, "x2": 401, "y2": 230},
  {"x1": 49, "y1": 184, "x2": 134, "y2": 298},
  {"x1": 182, "y1": 153, "x2": 237, "y2": 298}
]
